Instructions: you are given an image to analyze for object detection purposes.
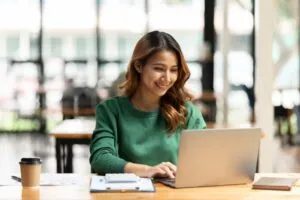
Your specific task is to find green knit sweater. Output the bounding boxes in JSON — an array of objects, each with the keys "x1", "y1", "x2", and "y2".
[{"x1": 89, "y1": 96, "x2": 206, "y2": 174}]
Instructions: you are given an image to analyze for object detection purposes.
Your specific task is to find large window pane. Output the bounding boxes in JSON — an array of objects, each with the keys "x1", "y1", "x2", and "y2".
[
  {"x1": 215, "y1": 0, "x2": 254, "y2": 124},
  {"x1": 273, "y1": 0, "x2": 299, "y2": 108}
]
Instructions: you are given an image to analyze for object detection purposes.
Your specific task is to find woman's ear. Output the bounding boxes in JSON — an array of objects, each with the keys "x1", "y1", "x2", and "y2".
[{"x1": 134, "y1": 61, "x2": 142, "y2": 73}]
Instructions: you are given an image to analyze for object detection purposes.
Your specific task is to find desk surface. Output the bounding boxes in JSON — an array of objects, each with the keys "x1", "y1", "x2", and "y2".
[
  {"x1": 49, "y1": 119, "x2": 95, "y2": 139},
  {"x1": 1, "y1": 173, "x2": 300, "y2": 200}
]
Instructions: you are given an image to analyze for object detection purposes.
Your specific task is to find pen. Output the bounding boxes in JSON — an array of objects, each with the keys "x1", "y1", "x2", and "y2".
[{"x1": 11, "y1": 176, "x2": 22, "y2": 182}]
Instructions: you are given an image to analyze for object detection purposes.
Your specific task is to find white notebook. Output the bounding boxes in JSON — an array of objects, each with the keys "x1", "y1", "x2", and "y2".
[{"x1": 90, "y1": 175, "x2": 155, "y2": 192}]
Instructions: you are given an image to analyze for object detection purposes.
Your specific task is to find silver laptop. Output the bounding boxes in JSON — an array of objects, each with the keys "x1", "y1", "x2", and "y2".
[{"x1": 156, "y1": 128, "x2": 261, "y2": 188}]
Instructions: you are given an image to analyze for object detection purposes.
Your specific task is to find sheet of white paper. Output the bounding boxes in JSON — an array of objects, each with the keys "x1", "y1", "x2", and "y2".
[
  {"x1": 40, "y1": 173, "x2": 84, "y2": 186},
  {"x1": 0, "y1": 176, "x2": 20, "y2": 186},
  {"x1": 1, "y1": 174, "x2": 84, "y2": 186}
]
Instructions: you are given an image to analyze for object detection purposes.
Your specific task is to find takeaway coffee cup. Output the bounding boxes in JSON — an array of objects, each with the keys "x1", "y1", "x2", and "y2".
[{"x1": 19, "y1": 157, "x2": 42, "y2": 187}]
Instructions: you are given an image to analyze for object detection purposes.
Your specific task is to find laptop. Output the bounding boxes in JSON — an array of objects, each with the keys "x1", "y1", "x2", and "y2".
[{"x1": 156, "y1": 128, "x2": 261, "y2": 188}]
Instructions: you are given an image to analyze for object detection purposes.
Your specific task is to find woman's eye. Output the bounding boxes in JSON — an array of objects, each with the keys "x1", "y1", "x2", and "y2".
[
  {"x1": 171, "y1": 68, "x2": 178, "y2": 73},
  {"x1": 154, "y1": 67, "x2": 164, "y2": 71}
]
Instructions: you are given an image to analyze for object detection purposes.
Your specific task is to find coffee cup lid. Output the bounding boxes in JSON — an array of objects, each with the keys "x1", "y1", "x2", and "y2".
[{"x1": 19, "y1": 157, "x2": 42, "y2": 165}]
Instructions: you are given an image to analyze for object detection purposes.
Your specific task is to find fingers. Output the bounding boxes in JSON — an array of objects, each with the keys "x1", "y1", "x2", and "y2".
[
  {"x1": 147, "y1": 166, "x2": 166, "y2": 178},
  {"x1": 155, "y1": 162, "x2": 177, "y2": 178},
  {"x1": 163, "y1": 162, "x2": 177, "y2": 174},
  {"x1": 160, "y1": 165, "x2": 175, "y2": 179},
  {"x1": 145, "y1": 162, "x2": 177, "y2": 178}
]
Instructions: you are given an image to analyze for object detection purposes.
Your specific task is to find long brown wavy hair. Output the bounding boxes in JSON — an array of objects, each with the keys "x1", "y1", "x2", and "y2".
[{"x1": 120, "y1": 31, "x2": 193, "y2": 133}]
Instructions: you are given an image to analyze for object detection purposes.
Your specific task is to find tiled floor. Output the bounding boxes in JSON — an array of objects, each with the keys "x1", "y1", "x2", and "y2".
[{"x1": 0, "y1": 133, "x2": 300, "y2": 178}]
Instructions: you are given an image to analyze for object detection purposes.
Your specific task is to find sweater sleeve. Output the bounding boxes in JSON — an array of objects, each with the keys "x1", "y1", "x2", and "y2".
[
  {"x1": 185, "y1": 101, "x2": 207, "y2": 130},
  {"x1": 89, "y1": 101, "x2": 127, "y2": 174}
]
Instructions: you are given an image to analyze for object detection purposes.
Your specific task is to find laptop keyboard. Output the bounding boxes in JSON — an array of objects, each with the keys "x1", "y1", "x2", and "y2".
[{"x1": 157, "y1": 178, "x2": 175, "y2": 183}]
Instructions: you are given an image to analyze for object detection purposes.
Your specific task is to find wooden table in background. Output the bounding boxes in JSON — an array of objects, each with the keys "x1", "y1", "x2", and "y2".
[
  {"x1": 49, "y1": 119, "x2": 94, "y2": 173},
  {"x1": 1, "y1": 173, "x2": 300, "y2": 200}
]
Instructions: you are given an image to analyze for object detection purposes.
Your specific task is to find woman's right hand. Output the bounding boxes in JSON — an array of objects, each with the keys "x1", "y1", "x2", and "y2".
[
  {"x1": 124, "y1": 162, "x2": 177, "y2": 178},
  {"x1": 143, "y1": 162, "x2": 177, "y2": 179}
]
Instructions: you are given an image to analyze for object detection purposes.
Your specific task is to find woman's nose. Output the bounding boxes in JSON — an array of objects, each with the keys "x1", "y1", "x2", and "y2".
[{"x1": 162, "y1": 71, "x2": 171, "y2": 83}]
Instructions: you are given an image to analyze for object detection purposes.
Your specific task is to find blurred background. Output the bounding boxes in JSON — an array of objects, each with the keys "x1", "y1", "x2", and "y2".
[{"x1": 0, "y1": 0, "x2": 299, "y2": 174}]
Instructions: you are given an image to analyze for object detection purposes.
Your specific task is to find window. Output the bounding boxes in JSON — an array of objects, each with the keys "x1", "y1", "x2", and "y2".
[{"x1": 6, "y1": 36, "x2": 20, "y2": 58}]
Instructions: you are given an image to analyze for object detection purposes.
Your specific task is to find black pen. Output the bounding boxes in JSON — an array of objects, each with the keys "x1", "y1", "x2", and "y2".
[{"x1": 11, "y1": 176, "x2": 22, "y2": 182}]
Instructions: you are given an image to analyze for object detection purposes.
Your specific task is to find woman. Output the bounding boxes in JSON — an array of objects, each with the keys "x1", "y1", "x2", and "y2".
[{"x1": 90, "y1": 31, "x2": 206, "y2": 178}]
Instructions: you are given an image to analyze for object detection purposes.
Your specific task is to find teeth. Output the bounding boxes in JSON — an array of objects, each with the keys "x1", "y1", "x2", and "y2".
[
  {"x1": 157, "y1": 83, "x2": 168, "y2": 87},
  {"x1": 158, "y1": 85, "x2": 168, "y2": 89},
  {"x1": 156, "y1": 82, "x2": 169, "y2": 89}
]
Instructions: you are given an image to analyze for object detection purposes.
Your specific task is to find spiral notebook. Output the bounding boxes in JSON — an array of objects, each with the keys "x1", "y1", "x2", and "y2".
[
  {"x1": 90, "y1": 175, "x2": 155, "y2": 192},
  {"x1": 252, "y1": 177, "x2": 298, "y2": 191}
]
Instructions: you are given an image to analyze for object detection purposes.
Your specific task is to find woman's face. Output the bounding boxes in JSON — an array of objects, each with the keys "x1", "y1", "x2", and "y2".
[{"x1": 138, "y1": 49, "x2": 179, "y2": 100}]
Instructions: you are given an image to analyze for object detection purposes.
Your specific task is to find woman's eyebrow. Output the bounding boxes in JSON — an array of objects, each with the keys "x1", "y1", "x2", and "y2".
[
  {"x1": 151, "y1": 62, "x2": 165, "y2": 66},
  {"x1": 151, "y1": 63, "x2": 178, "y2": 68}
]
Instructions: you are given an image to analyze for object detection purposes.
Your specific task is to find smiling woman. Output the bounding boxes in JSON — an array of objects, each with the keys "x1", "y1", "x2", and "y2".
[
  {"x1": 89, "y1": 31, "x2": 206, "y2": 179},
  {"x1": 120, "y1": 31, "x2": 193, "y2": 132}
]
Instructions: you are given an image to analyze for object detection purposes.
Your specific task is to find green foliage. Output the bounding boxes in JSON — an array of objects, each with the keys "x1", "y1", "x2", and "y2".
[{"x1": 277, "y1": 0, "x2": 294, "y2": 19}]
